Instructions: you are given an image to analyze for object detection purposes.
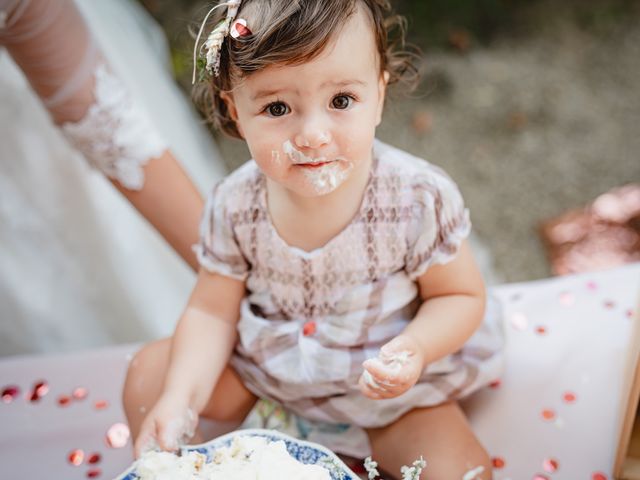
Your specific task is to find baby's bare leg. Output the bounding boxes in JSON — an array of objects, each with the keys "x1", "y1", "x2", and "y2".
[
  {"x1": 122, "y1": 338, "x2": 258, "y2": 441},
  {"x1": 365, "y1": 401, "x2": 492, "y2": 480}
]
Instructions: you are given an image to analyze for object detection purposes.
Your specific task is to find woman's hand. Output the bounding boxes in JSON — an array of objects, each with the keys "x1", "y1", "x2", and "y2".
[
  {"x1": 134, "y1": 392, "x2": 199, "y2": 458},
  {"x1": 358, "y1": 334, "x2": 425, "y2": 400}
]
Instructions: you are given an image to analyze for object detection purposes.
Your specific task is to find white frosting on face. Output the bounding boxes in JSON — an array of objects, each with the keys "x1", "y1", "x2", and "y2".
[
  {"x1": 281, "y1": 140, "x2": 352, "y2": 195},
  {"x1": 136, "y1": 436, "x2": 331, "y2": 480}
]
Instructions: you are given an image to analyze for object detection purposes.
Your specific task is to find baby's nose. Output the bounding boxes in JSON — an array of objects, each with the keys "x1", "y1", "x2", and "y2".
[{"x1": 294, "y1": 121, "x2": 332, "y2": 149}]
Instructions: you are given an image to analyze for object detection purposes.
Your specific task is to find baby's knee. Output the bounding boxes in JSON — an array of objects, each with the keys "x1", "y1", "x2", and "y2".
[{"x1": 425, "y1": 444, "x2": 493, "y2": 480}]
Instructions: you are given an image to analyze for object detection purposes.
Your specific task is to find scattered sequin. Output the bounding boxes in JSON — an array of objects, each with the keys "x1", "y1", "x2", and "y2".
[
  {"x1": 604, "y1": 300, "x2": 616, "y2": 309},
  {"x1": 28, "y1": 380, "x2": 49, "y2": 402},
  {"x1": 68, "y1": 449, "x2": 84, "y2": 466},
  {"x1": 86, "y1": 468, "x2": 101, "y2": 478},
  {"x1": 541, "y1": 409, "x2": 556, "y2": 421},
  {"x1": 1, "y1": 385, "x2": 20, "y2": 404},
  {"x1": 586, "y1": 281, "x2": 598, "y2": 292},
  {"x1": 533, "y1": 476, "x2": 549, "y2": 480},
  {"x1": 57, "y1": 395, "x2": 71, "y2": 407},
  {"x1": 559, "y1": 291, "x2": 575, "y2": 307},
  {"x1": 510, "y1": 312, "x2": 528, "y2": 331},
  {"x1": 535, "y1": 326, "x2": 547, "y2": 335},
  {"x1": 492, "y1": 457, "x2": 505, "y2": 468},
  {"x1": 88, "y1": 453, "x2": 101, "y2": 465},
  {"x1": 94, "y1": 400, "x2": 109, "y2": 410},
  {"x1": 563, "y1": 392, "x2": 577, "y2": 404},
  {"x1": 302, "y1": 321, "x2": 317, "y2": 337},
  {"x1": 106, "y1": 423, "x2": 130, "y2": 448},
  {"x1": 627, "y1": 309, "x2": 635, "y2": 319},
  {"x1": 489, "y1": 379, "x2": 501, "y2": 389},
  {"x1": 543, "y1": 458, "x2": 559, "y2": 473},
  {"x1": 592, "y1": 473, "x2": 608, "y2": 480},
  {"x1": 73, "y1": 387, "x2": 88, "y2": 400}
]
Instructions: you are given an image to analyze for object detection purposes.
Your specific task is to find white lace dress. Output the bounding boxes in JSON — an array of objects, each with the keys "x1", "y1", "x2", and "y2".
[
  {"x1": 0, "y1": 0, "x2": 225, "y2": 355},
  {"x1": 196, "y1": 140, "x2": 504, "y2": 450}
]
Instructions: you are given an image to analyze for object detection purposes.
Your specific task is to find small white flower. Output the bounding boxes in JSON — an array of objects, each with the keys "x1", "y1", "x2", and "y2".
[{"x1": 364, "y1": 456, "x2": 380, "y2": 480}]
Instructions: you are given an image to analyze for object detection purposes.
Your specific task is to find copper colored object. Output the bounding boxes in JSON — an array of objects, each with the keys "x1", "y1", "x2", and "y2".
[
  {"x1": 105, "y1": 423, "x2": 130, "y2": 449},
  {"x1": 1, "y1": 386, "x2": 20, "y2": 404},
  {"x1": 540, "y1": 184, "x2": 640, "y2": 275}
]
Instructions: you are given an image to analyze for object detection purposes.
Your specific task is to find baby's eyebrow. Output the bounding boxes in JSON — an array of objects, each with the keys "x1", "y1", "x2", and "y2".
[{"x1": 251, "y1": 79, "x2": 367, "y2": 101}]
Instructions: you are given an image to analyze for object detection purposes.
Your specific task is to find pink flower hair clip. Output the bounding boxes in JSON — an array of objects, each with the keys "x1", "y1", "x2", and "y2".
[{"x1": 192, "y1": 0, "x2": 247, "y2": 84}]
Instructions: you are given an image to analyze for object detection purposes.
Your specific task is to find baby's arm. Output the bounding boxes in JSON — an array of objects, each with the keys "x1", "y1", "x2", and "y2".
[
  {"x1": 134, "y1": 269, "x2": 245, "y2": 456},
  {"x1": 360, "y1": 240, "x2": 485, "y2": 399}
]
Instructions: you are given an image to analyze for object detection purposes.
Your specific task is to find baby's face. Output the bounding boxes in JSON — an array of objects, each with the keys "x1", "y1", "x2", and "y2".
[{"x1": 224, "y1": 6, "x2": 388, "y2": 197}]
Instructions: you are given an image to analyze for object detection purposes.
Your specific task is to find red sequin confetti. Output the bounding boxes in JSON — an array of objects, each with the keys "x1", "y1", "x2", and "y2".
[
  {"x1": 1, "y1": 385, "x2": 20, "y2": 404},
  {"x1": 302, "y1": 321, "x2": 317, "y2": 337},
  {"x1": 543, "y1": 458, "x2": 559, "y2": 473},
  {"x1": 533, "y1": 476, "x2": 549, "y2": 480},
  {"x1": 628, "y1": 309, "x2": 635, "y2": 319},
  {"x1": 535, "y1": 325, "x2": 547, "y2": 335},
  {"x1": 563, "y1": 391, "x2": 577, "y2": 404},
  {"x1": 86, "y1": 468, "x2": 102, "y2": 478},
  {"x1": 94, "y1": 400, "x2": 109, "y2": 410},
  {"x1": 106, "y1": 423, "x2": 130, "y2": 448},
  {"x1": 510, "y1": 312, "x2": 528, "y2": 331},
  {"x1": 604, "y1": 300, "x2": 616, "y2": 309},
  {"x1": 28, "y1": 380, "x2": 49, "y2": 402},
  {"x1": 88, "y1": 453, "x2": 101, "y2": 464},
  {"x1": 68, "y1": 449, "x2": 84, "y2": 466},
  {"x1": 586, "y1": 281, "x2": 598, "y2": 292},
  {"x1": 57, "y1": 395, "x2": 72, "y2": 407},
  {"x1": 592, "y1": 473, "x2": 608, "y2": 480},
  {"x1": 541, "y1": 409, "x2": 556, "y2": 421},
  {"x1": 491, "y1": 457, "x2": 505, "y2": 468},
  {"x1": 73, "y1": 387, "x2": 88, "y2": 400},
  {"x1": 489, "y1": 379, "x2": 501, "y2": 389},
  {"x1": 559, "y1": 291, "x2": 575, "y2": 307}
]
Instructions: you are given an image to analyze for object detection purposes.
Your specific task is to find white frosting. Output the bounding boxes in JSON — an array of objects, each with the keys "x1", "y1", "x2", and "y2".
[
  {"x1": 281, "y1": 140, "x2": 352, "y2": 195},
  {"x1": 462, "y1": 465, "x2": 485, "y2": 480},
  {"x1": 363, "y1": 349, "x2": 413, "y2": 389},
  {"x1": 136, "y1": 436, "x2": 331, "y2": 480}
]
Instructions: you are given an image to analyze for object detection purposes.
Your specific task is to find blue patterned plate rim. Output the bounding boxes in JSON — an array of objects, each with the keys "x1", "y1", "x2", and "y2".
[{"x1": 115, "y1": 428, "x2": 358, "y2": 480}]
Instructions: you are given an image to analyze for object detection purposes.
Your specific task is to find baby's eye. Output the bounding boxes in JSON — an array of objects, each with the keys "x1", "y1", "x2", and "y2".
[
  {"x1": 265, "y1": 102, "x2": 290, "y2": 117},
  {"x1": 331, "y1": 94, "x2": 353, "y2": 110}
]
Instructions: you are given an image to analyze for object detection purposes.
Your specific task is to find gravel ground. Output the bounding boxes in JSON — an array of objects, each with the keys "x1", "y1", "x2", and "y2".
[{"x1": 147, "y1": 1, "x2": 640, "y2": 283}]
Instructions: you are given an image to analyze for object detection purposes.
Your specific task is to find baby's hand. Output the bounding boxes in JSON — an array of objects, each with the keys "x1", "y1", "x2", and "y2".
[
  {"x1": 358, "y1": 335, "x2": 425, "y2": 400},
  {"x1": 134, "y1": 392, "x2": 198, "y2": 458}
]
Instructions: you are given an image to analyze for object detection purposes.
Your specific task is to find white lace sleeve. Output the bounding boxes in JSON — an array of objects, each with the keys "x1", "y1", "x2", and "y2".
[
  {"x1": 0, "y1": 0, "x2": 168, "y2": 190},
  {"x1": 60, "y1": 64, "x2": 167, "y2": 190}
]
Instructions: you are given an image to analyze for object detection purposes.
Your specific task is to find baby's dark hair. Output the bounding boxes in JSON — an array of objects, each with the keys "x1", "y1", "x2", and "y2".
[{"x1": 192, "y1": 0, "x2": 419, "y2": 139}]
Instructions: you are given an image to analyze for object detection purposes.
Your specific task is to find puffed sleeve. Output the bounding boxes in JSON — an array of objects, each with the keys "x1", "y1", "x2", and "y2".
[
  {"x1": 404, "y1": 168, "x2": 471, "y2": 280},
  {"x1": 194, "y1": 182, "x2": 249, "y2": 281}
]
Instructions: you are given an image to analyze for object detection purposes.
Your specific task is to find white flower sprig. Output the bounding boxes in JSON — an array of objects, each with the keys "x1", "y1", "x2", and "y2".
[
  {"x1": 400, "y1": 457, "x2": 427, "y2": 480},
  {"x1": 364, "y1": 455, "x2": 427, "y2": 480},
  {"x1": 364, "y1": 457, "x2": 380, "y2": 480},
  {"x1": 192, "y1": 0, "x2": 242, "y2": 83}
]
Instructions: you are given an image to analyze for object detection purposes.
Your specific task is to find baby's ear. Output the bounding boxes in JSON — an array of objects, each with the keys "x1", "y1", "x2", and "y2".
[
  {"x1": 375, "y1": 71, "x2": 390, "y2": 126},
  {"x1": 220, "y1": 91, "x2": 244, "y2": 137}
]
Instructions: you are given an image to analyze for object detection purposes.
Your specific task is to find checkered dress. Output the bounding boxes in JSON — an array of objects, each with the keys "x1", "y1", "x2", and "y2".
[{"x1": 196, "y1": 139, "x2": 504, "y2": 428}]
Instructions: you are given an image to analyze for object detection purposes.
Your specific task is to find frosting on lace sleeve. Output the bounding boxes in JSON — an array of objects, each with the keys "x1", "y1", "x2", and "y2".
[
  {"x1": 404, "y1": 167, "x2": 471, "y2": 280},
  {"x1": 195, "y1": 181, "x2": 249, "y2": 281},
  {"x1": 60, "y1": 64, "x2": 167, "y2": 190}
]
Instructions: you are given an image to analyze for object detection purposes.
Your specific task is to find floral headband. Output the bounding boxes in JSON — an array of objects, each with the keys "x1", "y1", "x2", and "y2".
[{"x1": 192, "y1": 0, "x2": 252, "y2": 84}]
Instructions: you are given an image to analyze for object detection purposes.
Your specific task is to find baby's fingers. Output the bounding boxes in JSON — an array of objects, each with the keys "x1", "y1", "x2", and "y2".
[{"x1": 134, "y1": 420, "x2": 159, "y2": 458}]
